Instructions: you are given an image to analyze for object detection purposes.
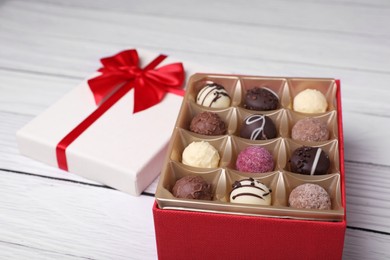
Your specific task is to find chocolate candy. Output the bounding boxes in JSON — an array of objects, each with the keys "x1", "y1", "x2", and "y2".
[
  {"x1": 289, "y1": 183, "x2": 331, "y2": 210},
  {"x1": 240, "y1": 114, "x2": 277, "y2": 140},
  {"x1": 230, "y1": 177, "x2": 272, "y2": 205},
  {"x1": 290, "y1": 146, "x2": 330, "y2": 175},
  {"x1": 293, "y1": 89, "x2": 328, "y2": 114},
  {"x1": 244, "y1": 87, "x2": 279, "y2": 111},
  {"x1": 292, "y1": 117, "x2": 329, "y2": 142},
  {"x1": 236, "y1": 146, "x2": 274, "y2": 173},
  {"x1": 190, "y1": 111, "x2": 226, "y2": 136},
  {"x1": 172, "y1": 175, "x2": 212, "y2": 200},
  {"x1": 196, "y1": 83, "x2": 231, "y2": 108}
]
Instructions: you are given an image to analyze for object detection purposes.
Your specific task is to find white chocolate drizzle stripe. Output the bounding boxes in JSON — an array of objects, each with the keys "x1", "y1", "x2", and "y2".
[
  {"x1": 311, "y1": 148, "x2": 322, "y2": 175},
  {"x1": 245, "y1": 115, "x2": 266, "y2": 140},
  {"x1": 260, "y1": 86, "x2": 279, "y2": 101}
]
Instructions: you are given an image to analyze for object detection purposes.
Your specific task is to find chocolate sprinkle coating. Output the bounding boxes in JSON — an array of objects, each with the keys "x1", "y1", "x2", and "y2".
[
  {"x1": 190, "y1": 111, "x2": 226, "y2": 136},
  {"x1": 290, "y1": 146, "x2": 330, "y2": 175},
  {"x1": 172, "y1": 175, "x2": 212, "y2": 200},
  {"x1": 289, "y1": 183, "x2": 331, "y2": 210},
  {"x1": 240, "y1": 114, "x2": 277, "y2": 140},
  {"x1": 244, "y1": 87, "x2": 279, "y2": 111}
]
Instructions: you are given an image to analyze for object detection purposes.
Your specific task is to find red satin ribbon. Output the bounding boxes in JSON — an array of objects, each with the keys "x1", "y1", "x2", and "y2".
[{"x1": 56, "y1": 49, "x2": 185, "y2": 171}]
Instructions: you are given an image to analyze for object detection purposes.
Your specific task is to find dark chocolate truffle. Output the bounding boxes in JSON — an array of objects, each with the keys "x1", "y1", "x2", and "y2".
[
  {"x1": 289, "y1": 146, "x2": 330, "y2": 175},
  {"x1": 172, "y1": 175, "x2": 212, "y2": 200},
  {"x1": 244, "y1": 87, "x2": 279, "y2": 111},
  {"x1": 190, "y1": 111, "x2": 226, "y2": 136},
  {"x1": 240, "y1": 114, "x2": 277, "y2": 140},
  {"x1": 289, "y1": 183, "x2": 331, "y2": 210},
  {"x1": 292, "y1": 117, "x2": 329, "y2": 142}
]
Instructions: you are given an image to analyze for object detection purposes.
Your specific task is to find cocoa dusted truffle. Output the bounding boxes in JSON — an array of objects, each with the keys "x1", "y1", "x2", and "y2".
[
  {"x1": 292, "y1": 117, "x2": 329, "y2": 142},
  {"x1": 172, "y1": 175, "x2": 212, "y2": 200},
  {"x1": 190, "y1": 111, "x2": 226, "y2": 136},
  {"x1": 244, "y1": 87, "x2": 279, "y2": 111},
  {"x1": 289, "y1": 183, "x2": 331, "y2": 210},
  {"x1": 290, "y1": 146, "x2": 330, "y2": 175},
  {"x1": 240, "y1": 114, "x2": 277, "y2": 140}
]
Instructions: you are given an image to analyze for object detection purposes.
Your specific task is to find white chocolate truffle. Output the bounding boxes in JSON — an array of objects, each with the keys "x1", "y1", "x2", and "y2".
[
  {"x1": 196, "y1": 83, "x2": 231, "y2": 108},
  {"x1": 182, "y1": 141, "x2": 220, "y2": 168},
  {"x1": 293, "y1": 89, "x2": 328, "y2": 114},
  {"x1": 230, "y1": 178, "x2": 272, "y2": 205}
]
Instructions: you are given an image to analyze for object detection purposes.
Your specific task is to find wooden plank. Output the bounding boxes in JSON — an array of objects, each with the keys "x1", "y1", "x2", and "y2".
[
  {"x1": 0, "y1": 1, "x2": 389, "y2": 78},
  {"x1": 0, "y1": 170, "x2": 157, "y2": 260}
]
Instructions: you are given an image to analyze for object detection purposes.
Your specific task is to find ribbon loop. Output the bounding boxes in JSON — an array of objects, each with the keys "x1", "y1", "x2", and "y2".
[{"x1": 88, "y1": 49, "x2": 185, "y2": 113}]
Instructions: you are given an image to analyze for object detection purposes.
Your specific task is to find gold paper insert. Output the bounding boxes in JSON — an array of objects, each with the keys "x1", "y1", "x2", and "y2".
[{"x1": 156, "y1": 74, "x2": 344, "y2": 221}]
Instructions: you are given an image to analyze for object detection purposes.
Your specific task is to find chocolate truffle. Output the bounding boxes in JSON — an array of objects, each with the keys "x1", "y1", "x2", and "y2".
[
  {"x1": 293, "y1": 89, "x2": 328, "y2": 114},
  {"x1": 172, "y1": 175, "x2": 212, "y2": 200},
  {"x1": 182, "y1": 141, "x2": 220, "y2": 168},
  {"x1": 190, "y1": 111, "x2": 226, "y2": 136},
  {"x1": 290, "y1": 146, "x2": 330, "y2": 175},
  {"x1": 236, "y1": 146, "x2": 274, "y2": 173},
  {"x1": 244, "y1": 86, "x2": 279, "y2": 111},
  {"x1": 292, "y1": 117, "x2": 329, "y2": 142},
  {"x1": 230, "y1": 177, "x2": 272, "y2": 205},
  {"x1": 196, "y1": 83, "x2": 231, "y2": 108},
  {"x1": 289, "y1": 183, "x2": 331, "y2": 210},
  {"x1": 240, "y1": 114, "x2": 277, "y2": 140}
]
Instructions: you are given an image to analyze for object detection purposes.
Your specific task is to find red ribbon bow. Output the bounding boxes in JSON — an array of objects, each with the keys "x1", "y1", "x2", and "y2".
[
  {"x1": 88, "y1": 49, "x2": 185, "y2": 113},
  {"x1": 56, "y1": 49, "x2": 185, "y2": 171}
]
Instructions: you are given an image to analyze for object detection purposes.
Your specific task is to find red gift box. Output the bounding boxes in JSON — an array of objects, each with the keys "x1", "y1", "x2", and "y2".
[{"x1": 153, "y1": 75, "x2": 346, "y2": 259}]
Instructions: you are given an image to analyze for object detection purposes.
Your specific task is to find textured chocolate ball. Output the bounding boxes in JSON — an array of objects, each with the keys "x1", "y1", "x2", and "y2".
[
  {"x1": 196, "y1": 83, "x2": 231, "y2": 108},
  {"x1": 290, "y1": 146, "x2": 330, "y2": 175},
  {"x1": 289, "y1": 183, "x2": 331, "y2": 210},
  {"x1": 244, "y1": 87, "x2": 279, "y2": 111},
  {"x1": 190, "y1": 111, "x2": 226, "y2": 136},
  {"x1": 240, "y1": 114, "x2": 277, "y2": 140},
  {"x1": 172, "y1": 175, "x2": 212, "y2": 200},
  {"x1": 236, "y1": 146, "x2": 274, "y2": 173},
  {"x1": 293, "y1": 89, "x2": 328, "y2": 114},
  {"x1": 292, "y1": 117, "x2": 329, "y2": 142},
  {"x1": 182, "y1": 141, "x2": 220, "y2": 168}
]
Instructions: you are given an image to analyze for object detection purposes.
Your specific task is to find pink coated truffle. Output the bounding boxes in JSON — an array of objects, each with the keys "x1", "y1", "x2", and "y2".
[{"x1": 236, "y1": 146, "x2": 274, "y2": 173}]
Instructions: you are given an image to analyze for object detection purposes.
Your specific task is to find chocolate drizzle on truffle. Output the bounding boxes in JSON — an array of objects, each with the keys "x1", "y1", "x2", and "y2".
[
  {"x1": 240, "y1": 115, "x2": 277, "y2": 140},
  {"x1": 230, "y1": 178, "x2": 272, "y2": 202},
  {"x1": 197, "y1": 83, "x2": 230, "y2": 107}
]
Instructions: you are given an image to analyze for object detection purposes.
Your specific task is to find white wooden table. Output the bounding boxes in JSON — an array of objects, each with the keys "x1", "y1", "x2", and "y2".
[{"x1": 1, "y1": 0, "x2": 390, "y2": 259}]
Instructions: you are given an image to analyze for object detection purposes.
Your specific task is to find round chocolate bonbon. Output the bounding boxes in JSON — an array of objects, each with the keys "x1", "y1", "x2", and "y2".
[
  {"x1": 292, "y1": 117, "x2": 329, "y2": 142},
  {"x1": 172, "y1": 175, "x2": 212, "y2": 200},
  {"x1": 289, "y1": 183, "x2": 331, "y2": 210},
  {"x1": 190, "y1": 111, "x2": 226, "y2": 136},
  {"x1": 244, "y1": 86, "x2": 279, "y2": 111},
  {"x1": 230, "y1": 177, "x2": 272, "y2": 205},
  {"x1": 196, "y1": 83, "x2": 231, "y2": 108},
  {"x1": 236, "y1": 146, "x2": 274, "y2": 173},
  {"x1": 289, "y1": 146, "x2": 330, "y2": 175},
  {"x1": 240, "y1": 114, "x2": 277, "y2": 140}
]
